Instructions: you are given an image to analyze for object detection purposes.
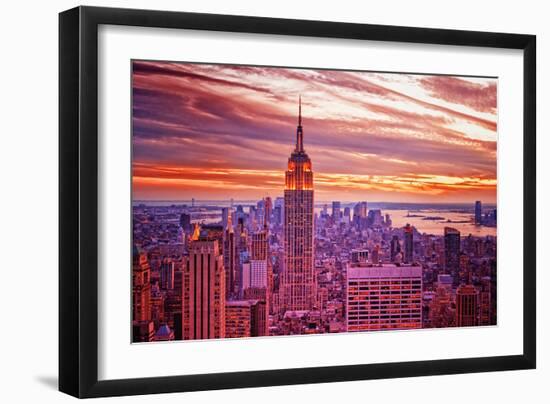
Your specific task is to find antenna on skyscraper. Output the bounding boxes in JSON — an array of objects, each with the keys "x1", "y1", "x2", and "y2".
[
  {"x1": 298, "y1": 94, "x2": 302, "y2": 127},
  {"x1": 296, "y1": 95, "x2": 304, "y2": 152}
]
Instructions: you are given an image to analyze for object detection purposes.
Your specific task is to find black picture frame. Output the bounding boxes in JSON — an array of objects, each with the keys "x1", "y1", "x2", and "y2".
[{"x1": 59, "y1": 5, "x2": 536, "y2": 398}]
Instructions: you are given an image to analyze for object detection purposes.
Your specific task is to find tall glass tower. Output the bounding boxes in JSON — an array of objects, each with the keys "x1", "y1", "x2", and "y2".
[{"x1": 280, "y1": 97, "x2": 316, "y2": 312}]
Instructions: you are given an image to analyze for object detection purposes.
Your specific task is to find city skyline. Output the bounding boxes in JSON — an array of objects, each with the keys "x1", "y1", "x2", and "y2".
[
  {"x1": 132, "y1": 61, "x2": 497, "y2": 203},
  {"x1": 132, "y1": 61, "x2": 497, "y2": 344}
]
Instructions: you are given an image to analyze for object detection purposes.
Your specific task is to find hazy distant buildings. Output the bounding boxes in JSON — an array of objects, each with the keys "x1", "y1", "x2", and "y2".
[
  {"x1": 180, "y1": 212, "x2": 192, "y2": 233},
  {"x1": 280, "y1": 98, "x2": 316, "y2": 312},
  {"x1": 222, "y1": 207, "x2": 231, "y2": 229},
  {"x1": 346, "y1": 263, "x2": 422, "y2": 331},
  {"x1": 475, "y1": 200, "x2": 482, "y2": 225},
  {"x1": 353, "y1": 201, "x2": 368, "y2": 229},
  {"x1": 353, "y1": 201, "x2": 367, "y2": 218},
  {"x1": 343, "y1": 207, "x2": 351, "y2": 224},
  {"x1": 332, "y1": 201, "x2": 341, "y2": 222},
  {"x1": 368, "y1": 209, "x2": 383, "y2": 227}
]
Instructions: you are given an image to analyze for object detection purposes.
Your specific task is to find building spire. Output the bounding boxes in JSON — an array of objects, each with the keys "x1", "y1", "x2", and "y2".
[
  {"x1": 296, "y1": 95, "x2": 304, "y2": 152},
  {"x1": 298, "y1": 95, "x2": 302, "y2": 126}
]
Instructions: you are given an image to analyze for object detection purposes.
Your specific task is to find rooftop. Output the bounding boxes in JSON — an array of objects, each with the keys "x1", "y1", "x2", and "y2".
[{"x1": 347, "y1": 263, "x2": 422, "y2": 279}]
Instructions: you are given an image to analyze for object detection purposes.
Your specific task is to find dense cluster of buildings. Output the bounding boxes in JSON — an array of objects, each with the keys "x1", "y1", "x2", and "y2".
[{"x1": 132, "y1": 100, "x2": 497, "y2": 342}]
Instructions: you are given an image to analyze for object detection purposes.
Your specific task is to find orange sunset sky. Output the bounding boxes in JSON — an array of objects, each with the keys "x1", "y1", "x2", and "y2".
[{"x1": 132, "y1": 61, "x2": 497, "y2": 203}]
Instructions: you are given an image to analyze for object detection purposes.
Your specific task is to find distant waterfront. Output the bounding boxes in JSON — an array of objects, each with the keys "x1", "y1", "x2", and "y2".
[
  {"x1": 133, "y1": 200, "x2": 497, "y2": 237},
  {"x1": 385, "y1": 209, "x2": 496, "y2": 237}
]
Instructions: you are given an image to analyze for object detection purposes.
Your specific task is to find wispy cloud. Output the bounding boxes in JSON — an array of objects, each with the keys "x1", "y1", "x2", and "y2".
[{"x1": 132, "y1": 61, "x2": 497, "y2": 203}]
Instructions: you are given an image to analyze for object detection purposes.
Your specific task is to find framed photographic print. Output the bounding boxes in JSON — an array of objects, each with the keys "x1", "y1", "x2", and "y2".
[{"x1": 59, "y1": 6, "x2": 536, "y2": 398}]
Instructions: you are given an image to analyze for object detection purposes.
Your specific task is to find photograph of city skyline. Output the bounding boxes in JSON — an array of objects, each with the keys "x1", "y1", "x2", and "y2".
[{"x1": 131, "y1": 60, "x2": 497, "y2": 343}]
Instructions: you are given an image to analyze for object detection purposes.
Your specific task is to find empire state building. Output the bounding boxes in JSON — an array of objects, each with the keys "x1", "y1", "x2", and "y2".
[{"x1": 280, "y1": 97, "x2": 316, "y2": 312}]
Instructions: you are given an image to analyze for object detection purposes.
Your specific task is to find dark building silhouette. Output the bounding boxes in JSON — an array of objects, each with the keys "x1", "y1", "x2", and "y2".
[
  {"x1": 180, "y1": 212, "x2": 192, "y2": 233},
  {"x1": 404, "y1": 224, "x2": 413, "y2": 263},
  {"x1": 475, "y1": 200, "x2": 482, "y2": 225},
  {"x1": 444, "y1": 227, "x2": 461, "y2": 286}
]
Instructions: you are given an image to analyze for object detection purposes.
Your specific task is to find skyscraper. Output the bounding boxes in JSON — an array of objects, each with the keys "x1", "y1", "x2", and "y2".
[
  {"x1": 353, "y1": 201, "x2": 367, "y2": 220},
  {"x1": 221, "y1": 207, "x2": 231, "y2": 229},
  {"x1": 179, "y1": 212, "x2": 192, "y2": 233},
  {"x1": 223, "y1": 213, "x2": 236, "y2": 299},
  {"x1": 234, "y1": 217, "x2": 248, "y2": 296},
  {"x1": 404, "y1": 223, "x2": 413, "y2": 264},
  {"x1": 182, "y1": 240, "x2": 226, "y2": 340},
  {"x1": 475, "y1": 200, "x2": 482, "y2": 225},
  {"x1": 160, "y1": 258, "x2": 175, "y2": 290},
  {"x1": 132, "y1": 245, "x2": 151, "y2": 323},
  {"x1": 444, "y1": 227, "x2": 461, "y2": 286},
  {"x1": 264, "y1": 197, "x2": 273, "y2": 226},
  {"x1": 332, "y1": 201, "x2": 341, "y2": 222},
  {"x1": 242, "y1": 229, "x2": 269, "y2": 291},
  {"x1": 343, "y1": 206, "x2": 351, "y2": 223},
  {"x1": 390, "y1": 235, "x2": 401, "y2": 262},
  {"x1": 371, "y1": 245, "x2": 380, "y2": 265},
  {"x1": 456, "y1": 284, "x2": 479, "y2": 327},
  {"x1": 280, "y1": 97, "x2": 316, "y2": 312},
  {"x1": 353, "y1": 201, "x2": 368, "y2": 229},
  {"x1": 368, "y1": 209, "x2": 383, "y2": 227}
]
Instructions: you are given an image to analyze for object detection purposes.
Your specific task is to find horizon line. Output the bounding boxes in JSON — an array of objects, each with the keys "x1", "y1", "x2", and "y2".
[{"x1": 133, "y1": 199, "x2": 497, "y2": 205}]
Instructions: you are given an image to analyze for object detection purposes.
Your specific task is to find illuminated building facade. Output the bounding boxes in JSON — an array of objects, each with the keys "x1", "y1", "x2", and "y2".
[
  {"x1": 280, "y1": 97, "x2": 316, "y2": 312},
  {"x1": 182, "y1": 240, "x2": 226, "y2": 340},
  {"x1": 346, "y1": 264, "x2": 422, "y2": 331}
]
